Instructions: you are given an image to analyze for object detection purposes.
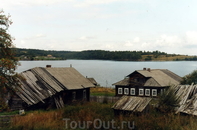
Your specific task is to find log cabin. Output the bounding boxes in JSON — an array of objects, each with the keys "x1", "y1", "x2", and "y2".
[
  {"x1": 113, "y1": 68, "x2": 182, "y2": 97},
  {"x1": 9, "y1": 65, "x2": 95, "y2": 110}
]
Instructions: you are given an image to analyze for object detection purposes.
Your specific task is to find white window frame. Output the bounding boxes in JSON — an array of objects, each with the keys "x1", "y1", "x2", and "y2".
[
  {"x1": 152, "y1": 89, "x2": 157, "y2": 96},
  {"x1": 139, "y1": 89, "x2": 144, "y2": 96},
  {"x1": 124, "y1": 88, "x2": 129, "y2": 95},
  {"x1": 118, "y1": 88, "x2": 123, "y2": 94},
  {"x1": 130, "y1": 88, "x2": 135, "y2": 95},
  {"x1": 145, "y1": 89, "x2": 150, "y2": 96}
]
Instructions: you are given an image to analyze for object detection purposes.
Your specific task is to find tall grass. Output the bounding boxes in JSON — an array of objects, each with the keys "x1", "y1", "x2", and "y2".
[
  {"x1": 90, "y1": 87, "x2": 115, "y2": 96},
  {"x1": 11, "y1": 110, "x2": 64, "y2": 130},
  {"x1": 9, "y1": 102, "x2": 197, "y2": 130}
]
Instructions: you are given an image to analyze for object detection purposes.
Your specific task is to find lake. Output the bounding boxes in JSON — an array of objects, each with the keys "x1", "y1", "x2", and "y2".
[{"x1": 16, "y1": 60, "x2": 197, "y2": 87}]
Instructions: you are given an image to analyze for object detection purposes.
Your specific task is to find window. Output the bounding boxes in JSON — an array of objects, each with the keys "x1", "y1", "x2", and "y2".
[
  {"x1": 145, "y1": 89, "x2": 150, "y2": 96},
  {"x1": 152, "y1": 89, "x2": 157, "y2": 96},
  {"x1": 124, "y1": 88, "x2": 129, "y2": 95},
  {"x1": 139, "y1": 89, "x2": 144, "y2": 96},
  {"x1": 72, "y1": 91, "x2": 76, "y2": 100},
  {"x1": 130, "y1": 88, "x2": 135, "y2": 95},
  {"x1": 118, "y1": 88, "x2": 123, "y2": 94},
  {"x1": 83, "y1": 90, "x2": 86, "y2": 99}
]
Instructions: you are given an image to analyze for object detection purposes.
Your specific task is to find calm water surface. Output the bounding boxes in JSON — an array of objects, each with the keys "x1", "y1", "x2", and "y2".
[{"x1": 16, "y1": 60, "x2": 197, "y2": 87}]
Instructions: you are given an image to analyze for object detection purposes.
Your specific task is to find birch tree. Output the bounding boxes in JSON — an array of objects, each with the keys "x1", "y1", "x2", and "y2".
[{"x1": 0, "y1": 10, "x2": 19, "y2": 110}]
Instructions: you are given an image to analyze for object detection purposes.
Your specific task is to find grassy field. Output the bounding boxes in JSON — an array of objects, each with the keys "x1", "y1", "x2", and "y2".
[
  {"x1": 2, "y1": 87, "x2": 197, "y2": 130},
  {"x1": 7, "y1": 102, "x2": 197, "y2": 130},
  {"x1": 90, "y1": 87, "x2": 115, "y2": 96},
  {"x1": 141, "y1": 54, "x2": 194, "y2": 61}
]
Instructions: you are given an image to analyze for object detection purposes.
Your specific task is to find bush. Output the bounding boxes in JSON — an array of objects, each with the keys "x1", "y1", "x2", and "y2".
[
  {"x1": 158, "y1": 87, "x2": 180, "y2": 113},
  {"x1": 181, "y1": 70, "x2": 197, "y2": 85},
  {"x1": 0, "y1": 98, "x2": 9, "y2": 112}
]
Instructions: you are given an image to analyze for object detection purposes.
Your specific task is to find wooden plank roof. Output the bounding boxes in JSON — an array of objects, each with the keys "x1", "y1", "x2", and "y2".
[
  {"x1": 112, "y1": 96, "x2": 152, "y2": 112},
  {"x1": 112, "y1": 78, "x2": 129, "y2": 86},
  {"x1": 14, "y1": 67, "x2": 94, "y2": 106},
  {"x1": 46, "y1": 67, "x2": 94, "y2": 90},
  {"x1": 175, "y1": 84, "x2": 197, "y2": 116},
  {"x1": 113, "y1": 69, "x2": 181, "y2": 87},
  {"x1": 87, "y1": 78, "x2": 98, "y2": 85},
  {"x1": 136, "y1": 69, "x2": 181, "y2": 87}
]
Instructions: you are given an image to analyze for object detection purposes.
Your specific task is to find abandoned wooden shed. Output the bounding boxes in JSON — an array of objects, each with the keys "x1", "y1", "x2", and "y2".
[
  {"x1": 9, "y1": 66, "x2": 95, "y2": 110},
  {"x1": 112, "y1": 96, "x2": 152, "y2": 115},
  {"x1": 113, "y1": 68, "x2": 182, "y2": 97}
]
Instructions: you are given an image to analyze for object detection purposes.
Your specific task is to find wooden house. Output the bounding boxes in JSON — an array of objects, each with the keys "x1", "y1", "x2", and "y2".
[
  {"x1": 113, "y1": 68, "x2": 182, "y2": 97},
  {"x1": 9, "y1": 66, "x2": 95, "y2": 110}
]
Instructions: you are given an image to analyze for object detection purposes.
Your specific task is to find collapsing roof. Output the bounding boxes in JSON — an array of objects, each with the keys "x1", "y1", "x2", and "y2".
[
  {"x1": 112, "y1": 96, "x2": 152, "y2": 113},
  {"x1": 13, "y1": 67, "x2": 94, "y2": 106},
  {"x1": 175, "y1": 84, "x2": 197, "y2": 116},
  {"x1": 113, "y1": 69, "x2": 182, "y2": 87},
  {"x1": 112, "y1": 84, "x2": 197, "y2": 115}
]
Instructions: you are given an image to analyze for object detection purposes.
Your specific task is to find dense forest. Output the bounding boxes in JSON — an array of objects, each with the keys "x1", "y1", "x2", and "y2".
[{"x1": 14, "y1": 48, "x2": 196, "y2": 61}]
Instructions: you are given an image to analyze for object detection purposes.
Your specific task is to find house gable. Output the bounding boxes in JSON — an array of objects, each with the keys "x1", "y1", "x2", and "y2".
[{"x1": 113, "y1": 68, "x2": 181, "y2": 97}]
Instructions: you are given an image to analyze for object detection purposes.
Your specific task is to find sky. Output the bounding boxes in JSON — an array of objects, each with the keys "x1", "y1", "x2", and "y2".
[{"x1": 2, "y1": 0, "x2": 197, "y2": 55}]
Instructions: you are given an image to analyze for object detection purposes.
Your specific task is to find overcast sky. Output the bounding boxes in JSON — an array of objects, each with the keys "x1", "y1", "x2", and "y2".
[{"x1": 2, "y1": 0, "x2": 197, "y2": 55}]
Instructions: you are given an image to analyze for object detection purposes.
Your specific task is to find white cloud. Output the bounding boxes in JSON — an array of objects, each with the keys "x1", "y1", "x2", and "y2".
[
  {"x1": 3, "y1": 0, "x2": 124, "y2": 8},
  {"x1": 2, "y1": 0, "x2": 72, "y2": 7},
  {"x1": 79, "y1": 36, "x2": 96, "y2": 40},
  {"x1": 24, "y1": 34, "x2": 47, "y2": 40},
  {"x1": 74, "y1": 0, "x2": 149, "y2": 7},
  {"x1": 74, "y1": 0, "x2": 121, "y2": 7},
  {"x1": 186, "y1": 31, "x2": 197, "y2": 45},
  {"x1": 133, "y1": 37, "x2": 140, "y2": 43},
  {"x1": 155, "y1": 34, "x2": 182, "y2": 47},
  {"x1": 124, "y1": 40, "x2": 133, "y2": 47},
  {"x1": 36, "y1": 34, "x2": 46, "y2": 38}
]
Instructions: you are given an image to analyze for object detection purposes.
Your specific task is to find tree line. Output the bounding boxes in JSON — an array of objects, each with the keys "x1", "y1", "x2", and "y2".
[{"x1": 14, "y1": 48, "x2": 172, "y2": 61}]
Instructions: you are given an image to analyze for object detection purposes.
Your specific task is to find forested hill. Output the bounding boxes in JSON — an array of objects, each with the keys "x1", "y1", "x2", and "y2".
[{"x1": 15, "y1": 48, "x2": 197, "y2": 61}]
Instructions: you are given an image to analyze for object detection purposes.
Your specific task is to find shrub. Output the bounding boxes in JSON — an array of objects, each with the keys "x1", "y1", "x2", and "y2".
[{"x1": 158, "y1": 86, "x2": 180, "y2": 113}]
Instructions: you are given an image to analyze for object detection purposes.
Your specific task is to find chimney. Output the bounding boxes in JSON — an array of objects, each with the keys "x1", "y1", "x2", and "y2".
[
  {"x1": 143, "y1": 68, "x2": 146, "y2": 70},
  {"x1": 46, "y1": 65, "x2": 51, "y2": 68},
  {"x1": 147, "y1": 68, "x2": 151, "y2": 72}
]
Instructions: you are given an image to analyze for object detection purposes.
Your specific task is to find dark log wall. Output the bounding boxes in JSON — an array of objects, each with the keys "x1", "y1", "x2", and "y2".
[{"x1": 9, "y1": 88, "x2": 91, "y2": 110}]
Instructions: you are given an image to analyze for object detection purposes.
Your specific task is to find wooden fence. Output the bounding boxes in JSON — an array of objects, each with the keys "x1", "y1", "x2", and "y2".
[{"x1": 90, "y1": 96, "x2": 120, "y2": 103}]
